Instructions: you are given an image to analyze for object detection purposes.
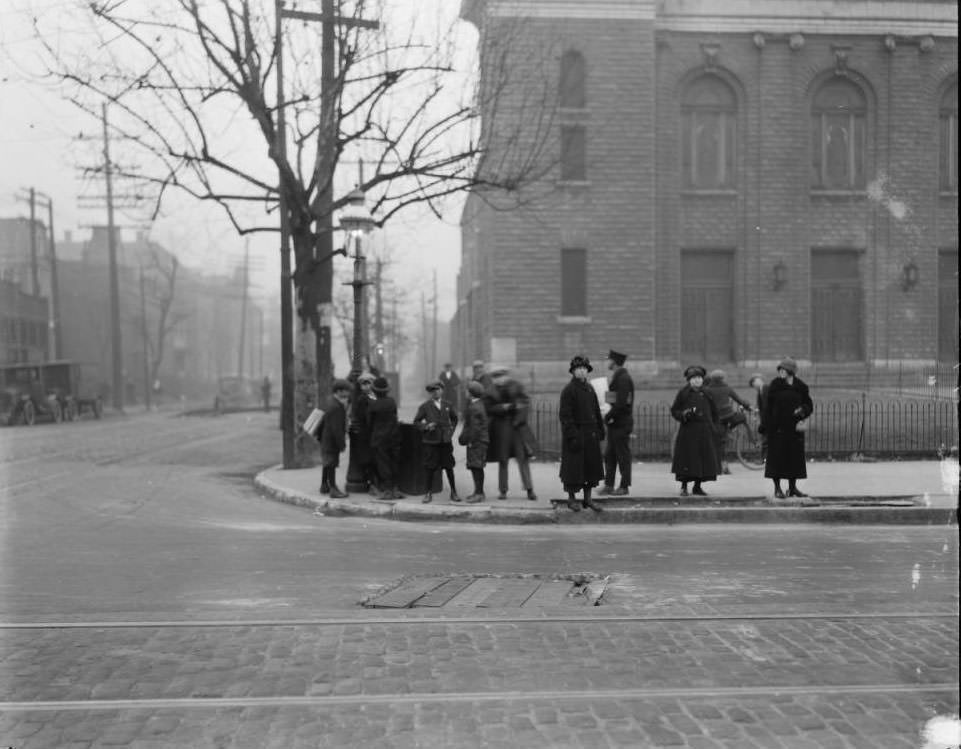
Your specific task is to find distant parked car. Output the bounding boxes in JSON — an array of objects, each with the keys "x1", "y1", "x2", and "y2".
[
  {"x1": 0, "y1": 361, "x2": 103, "y2": 426},
  {"x1": 213, "y1": 376, "x2": 262, "y2": 414}
]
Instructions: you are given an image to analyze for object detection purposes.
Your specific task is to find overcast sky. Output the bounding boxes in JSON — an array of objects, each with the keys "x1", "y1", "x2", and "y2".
[{"x1": 0, "y1": 1, "x2": 469, "y2": 320}]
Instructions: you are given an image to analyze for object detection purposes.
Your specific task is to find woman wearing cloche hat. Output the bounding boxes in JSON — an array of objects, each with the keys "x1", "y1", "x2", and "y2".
[
  {"x1": 669, "y1": 365, "x2": 720, "y2": 496},
  {"x1": 762, "y1": 358, "x2": 814, "y2": 498},
  {"x1": 558, "y1": 355, "x2": 606, "y2": 512}
]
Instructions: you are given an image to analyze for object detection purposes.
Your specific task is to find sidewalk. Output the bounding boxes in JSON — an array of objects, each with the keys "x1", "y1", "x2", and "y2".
[{"x1": 254, "y1": 458, "x2": 959, "y2": 524}]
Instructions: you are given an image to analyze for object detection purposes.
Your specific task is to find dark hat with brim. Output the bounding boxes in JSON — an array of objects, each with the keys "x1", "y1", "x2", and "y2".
[
  {"x1": 372, "y1": 376, "x2": 390, "y2": 394},
  {"x1": 777, "y1": 358, "x2": 798, "y2": 375},
  {"x1": 683, "y1": 365, "x2": 707, "y2": 380},
  {"x1": 467, "y1": 380, "x2": 486, "y2": 397},
  {"x1": 489, "y1": 365, "x2": 509, "y2": 376},
  {"x1": 425, "y1": 380, "x2": 443, "y2": 392},
  {"x1": 569, "y1": 355, "x2": 593, "y2": 374},
  {"x1": 607, "y1": 349, "x2": 627, "y2": 366},
  {"x1": 332, "y1": 378, "x2": 353, "y2": 393}
]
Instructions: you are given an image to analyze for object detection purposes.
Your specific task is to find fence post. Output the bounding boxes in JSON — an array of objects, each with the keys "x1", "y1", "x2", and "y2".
[{"x1": 856, "y1": 391, "x2": 867, "y2": 456}]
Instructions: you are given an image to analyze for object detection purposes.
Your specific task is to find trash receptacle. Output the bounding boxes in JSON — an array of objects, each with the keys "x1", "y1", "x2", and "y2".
[{"x1": 396, "y1": 422, "x2": 443, "y2": 496}]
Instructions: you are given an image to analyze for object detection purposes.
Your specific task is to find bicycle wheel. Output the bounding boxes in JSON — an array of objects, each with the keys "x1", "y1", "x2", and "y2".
[{"x1": 734, "y1": 422, "x2": 764, "y2": 469}]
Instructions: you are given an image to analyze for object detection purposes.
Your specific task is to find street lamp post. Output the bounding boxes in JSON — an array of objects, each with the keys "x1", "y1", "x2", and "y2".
[{"x1": 338, "y1": 188, "x2": 376, "y2": 493}]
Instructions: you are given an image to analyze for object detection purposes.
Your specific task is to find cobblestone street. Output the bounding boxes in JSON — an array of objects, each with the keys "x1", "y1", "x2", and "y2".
[{"x1": 1, "y1": 412, "x2": 958, "y2": 747}]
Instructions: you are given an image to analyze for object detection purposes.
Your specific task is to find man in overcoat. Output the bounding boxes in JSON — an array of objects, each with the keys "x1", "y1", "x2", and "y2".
[
  {"x1": 439, "y1": 363, "x2": 462, "y2": 413},
  {"x1": 367, "y1": 376, "x2": 402, "y2": 500},
  {"x1": 484, "y1": 366, "x2": 537, "y2": 501},
  {"x1": 762, "y1": 358, "x2": 813, "y2": 498},
  {"x1": 600, "y1": 349, "x2": 634, "y2": 496},
  {"x1": 559, "y1": 355, "x2": 606, "y2": 512},
  {"x1": 670, "y1": 365, "x2": 719, "y2": 496}
]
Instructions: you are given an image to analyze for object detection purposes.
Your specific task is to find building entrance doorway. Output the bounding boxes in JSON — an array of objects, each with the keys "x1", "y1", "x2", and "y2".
[
  {"x1": 681, "y1": 250, "x2": 734, "y2": 363},
  {"x1": 811, "y1": 250, "x2": 863, "y2": 362}
]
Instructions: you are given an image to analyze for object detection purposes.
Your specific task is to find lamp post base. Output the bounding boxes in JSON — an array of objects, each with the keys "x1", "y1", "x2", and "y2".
[{"x1": 345, "y1": 435, "x2": 370, "y2": 493}]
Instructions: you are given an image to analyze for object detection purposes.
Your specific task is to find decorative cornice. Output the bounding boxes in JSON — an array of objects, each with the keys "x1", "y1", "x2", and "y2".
[
  {"x1": 657, "y1": 0, "x2": 957, "y2": 37},
  {"x1": 465, "y1": 0, "x2": 656, "y2": 21}
]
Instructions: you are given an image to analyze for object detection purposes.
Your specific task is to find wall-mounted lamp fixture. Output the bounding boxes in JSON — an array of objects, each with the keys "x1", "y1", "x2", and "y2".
[
  {"x1": 901, "y1": 261, "x2": 919, "y2": 291},
  {"x1": 772, "y1": 261, "x2": 788, "y2": 291}
]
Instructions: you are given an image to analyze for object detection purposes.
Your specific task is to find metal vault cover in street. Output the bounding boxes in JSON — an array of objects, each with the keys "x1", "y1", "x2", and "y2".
[{"x1": 361, "y1": 573, "x2": 609, "y2": 609}]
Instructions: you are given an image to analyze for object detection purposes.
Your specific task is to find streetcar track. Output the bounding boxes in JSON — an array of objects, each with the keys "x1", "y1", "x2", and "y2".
[
  {"x1": 1, "y1": 610, "x2": 956, "y2": 629},
  {"x1": 1, "y1": 683, "x2": 956, "y2": 713}
]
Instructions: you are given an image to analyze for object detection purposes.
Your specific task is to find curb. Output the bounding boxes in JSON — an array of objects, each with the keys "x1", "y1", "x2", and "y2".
[{"x1": 253, "y1": 471, "x2": 958, "y2": 525}]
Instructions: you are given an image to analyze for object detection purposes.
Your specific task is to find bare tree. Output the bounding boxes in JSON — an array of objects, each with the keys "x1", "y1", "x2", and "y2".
[
  {"x1": 142, "y1": 249, "x2": 189, "y2": 391},
  {"x1": 31, "y1": 0, "x2": 559, "y2": 463}
]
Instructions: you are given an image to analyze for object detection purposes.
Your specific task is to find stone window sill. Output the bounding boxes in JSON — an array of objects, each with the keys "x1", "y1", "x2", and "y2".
[
  {"x1": 557, "y1": 315, "x2": 592, "y2": 325},
  {"x1": 939, "y1": 190, "x2": 958, "y2": 198},
  {"x1": 557, "y1": 180, "x2": 591, "y2": 189},
  {"x1": 681, "y1": 189, "x2": 738, "y2": 197},
  {"x1": 810, "y1": 189, "x2": 867, "y2": 199}
]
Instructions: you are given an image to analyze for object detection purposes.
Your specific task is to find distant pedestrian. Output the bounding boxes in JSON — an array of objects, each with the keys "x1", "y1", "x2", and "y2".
[
  {"x1": 458, "y1": 380, "x2": 490, "y2": 503},
  {"x1": 670, "y1": 365, "x2": 719, "y2": 496},
  {"x1": 260, "y1": 376, "x2": 272, "y2": 413},
  {"x1": 484, "y1": 366, "x2": 537, "y2": 501},
  {"x1": 413, "y1": 381, "x2": 460, "y2": 504},
  {"x1": 599, "y1": 349, "x2": 634, "y2": 496},
  {"x1": 349, "y1": 372, "x2": 377, "y2": 493},
  {"x1": 559, "y1": 355, "x2": 605, "y2": 512},
  {"x1": 316, "y1": 379, "x2": 352, "y2": 498},
  {"x1": 748, "y1": 373, "x2": 770, "y2": 460},
  {"x1": 439, "y1": 363, "x2": 462, "y2": 412},
  {"x1": 762, "y1": 358, "x2": 813, "y2": 498},
  {"x1": 367, "y1": 376, "x2": 402, "y2": 500},
  {"x1": 704, "y1": 369, "x2": 754, "y2": 474}
]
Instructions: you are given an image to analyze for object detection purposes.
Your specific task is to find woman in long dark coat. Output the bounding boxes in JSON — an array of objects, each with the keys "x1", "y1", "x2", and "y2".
[
  {"x1": 762, "y1": 358, "x2": 813, "y2": 498},
  {"x1": 670, "y1": 365, "x2": 719, "y2": 496},
  {"x1": 559, "y1": 355, "x2": 605, "y2": 512}
]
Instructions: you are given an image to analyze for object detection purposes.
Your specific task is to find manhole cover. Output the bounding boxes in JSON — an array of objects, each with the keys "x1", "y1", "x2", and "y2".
[{"x1": 362, "y1": 574, "x2": 609, "y2": 609}]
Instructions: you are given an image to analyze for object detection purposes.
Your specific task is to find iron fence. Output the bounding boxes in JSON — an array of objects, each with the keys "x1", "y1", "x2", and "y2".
[{"x1": 527, "y1": 396, "x2": 959, "y2": 461}]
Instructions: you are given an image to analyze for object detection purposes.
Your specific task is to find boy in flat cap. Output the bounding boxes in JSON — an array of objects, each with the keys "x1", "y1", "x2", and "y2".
[
  {"x1": 458, "y1": 380, "x2": 490, "y2": 502},
  {"x1": 413, "y1": 381, "x2": 460, "y2": 503},
  {"x1": 316, "y1": 378, "x2": 353, "y2": 498},
  {"x1": 600, "y1": 349, "x2": 635, "y2": 496}
]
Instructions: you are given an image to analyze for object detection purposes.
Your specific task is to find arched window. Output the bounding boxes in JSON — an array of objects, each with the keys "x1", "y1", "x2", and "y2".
[
  {"x1": 681, "y1": 76, "x2": 737, "y2": 189},
  {"x1": 811, "y1": 78, "x2": 867, "y2": 189},
  {"x1": 559, "y1": 50, "x2": 586, "y2": 109},
  {"x1": 940, "y1": 81, "x2": 958, "y2": 191}
]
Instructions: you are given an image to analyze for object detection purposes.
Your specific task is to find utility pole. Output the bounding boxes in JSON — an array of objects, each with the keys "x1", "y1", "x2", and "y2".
[
  {"x1": 15, "y1": 188, "x2": 62, "y2": 359},
  {"x1": 421, "y1": 290, "x2": 429, "y2": 384},
  {"x1": 103, "y1": 102, "x2": 124, "y2": 412},
  {"x1": 237, "y1": 238, "x2": 249, "y2": 378},
  {"x1": 431, "y1": 269, "x2": 438, "y2": 377},
  {"x1": 275, "y1": 0, "x2": 378, "y2": 467},
  {"x1": 27, "y1": 188, "x2": 40, "y2": 296},
  {"x1": 140, "y1": 265, "x2": 151, "y2": 410},
  {"x1": 374, "y1": 258, "x2": 385, "y2": 371}
]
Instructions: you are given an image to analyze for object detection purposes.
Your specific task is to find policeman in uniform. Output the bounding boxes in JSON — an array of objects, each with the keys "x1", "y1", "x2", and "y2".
[{"x1": 599, "y1": 349, "x2": 635, "y2": 496}]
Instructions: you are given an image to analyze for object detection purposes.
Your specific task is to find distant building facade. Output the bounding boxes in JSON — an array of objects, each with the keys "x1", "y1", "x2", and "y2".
[
  {"x1": 0, "y1": 221, "x2": 276, "y2": 400},
  {"x1": 453, "y1": 0, "x2": 958, "y2": 388}
]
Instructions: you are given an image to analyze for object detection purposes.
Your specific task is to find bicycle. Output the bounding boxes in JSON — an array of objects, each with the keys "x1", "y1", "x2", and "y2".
[{"x1": 724, "y1": 406, "x2": 765, "y2": 470}]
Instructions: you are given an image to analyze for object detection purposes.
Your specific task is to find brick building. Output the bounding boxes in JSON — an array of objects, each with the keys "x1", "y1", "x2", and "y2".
[{"x1": 452, "y1": 0, "x2": 958, "y2": 391}]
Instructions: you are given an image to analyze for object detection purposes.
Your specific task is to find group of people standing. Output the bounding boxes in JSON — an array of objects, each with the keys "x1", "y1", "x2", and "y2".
[
  {"x1": 314, "y1": 351, "x2": 813, "y2": 508},
  {"x1": 670, "y1": 358, "x2": 813, "y2": 499}
]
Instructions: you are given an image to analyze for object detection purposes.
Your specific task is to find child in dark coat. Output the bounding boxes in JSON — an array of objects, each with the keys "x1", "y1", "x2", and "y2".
[
  {"x1": 316, "y1": 379, "x2": 353, "y2": 498},
  {"x1": 413, "y1": 381, "x2": 459, "y2": 503},
  {"x1": 458, "y1": 380, "x2": 490, "y2": 503}
]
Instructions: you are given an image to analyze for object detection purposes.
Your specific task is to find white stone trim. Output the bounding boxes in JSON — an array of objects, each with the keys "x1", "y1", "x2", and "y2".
[
  {"x1": 657, "y1": 0, "x2": 957, "y2": 37},
  {"x1": 486, "y1": 0, "x2": 656, "y2": 20}
]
